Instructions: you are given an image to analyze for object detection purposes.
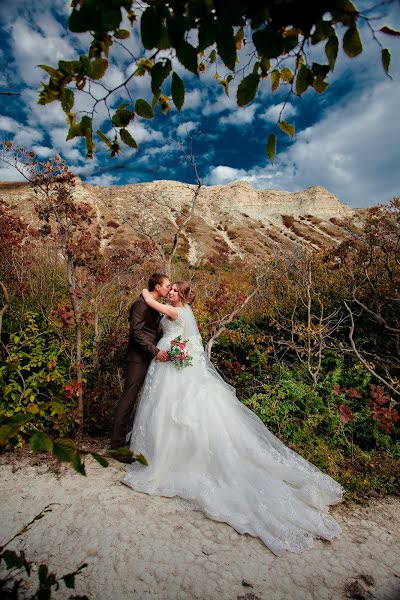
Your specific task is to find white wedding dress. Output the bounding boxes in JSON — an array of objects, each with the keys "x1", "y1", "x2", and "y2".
[{"x1": 122, "y1": 305, "x2": 343, "y2": 555}]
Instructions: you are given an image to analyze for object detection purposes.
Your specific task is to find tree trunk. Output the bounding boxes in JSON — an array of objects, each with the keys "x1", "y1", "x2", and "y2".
[{"x1": 67, "y1": 258, "x2": 83, "y2": 429}]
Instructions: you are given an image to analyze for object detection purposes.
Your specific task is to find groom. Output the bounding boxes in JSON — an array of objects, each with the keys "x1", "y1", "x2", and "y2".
[{"x1": 110, "y1": 273, "x2": 171, "y2": 459}]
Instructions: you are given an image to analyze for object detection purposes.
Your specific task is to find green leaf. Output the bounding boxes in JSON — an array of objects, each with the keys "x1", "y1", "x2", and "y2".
[
  {"x1": 271, "y1": 69, "x2": 280, "y2": 93},
  {"x1": 176, "y1": 41, "x2": 198, "y2": 75},
  {"x1": 53, "y1": 438, "x2": 76, "y2": 462},
  {"x1": 278, "y1": 121, "x2": 295, "y2": 138},
  {"x1": 71, "y1": 452, "x2": 86, "y2": 476},
  {"x1": 114, "y1": 29, "x2": 130, "y2": 40},
  {"x1": 135, "y1": 99, "x2": 154, "y2": 119},
  {"x1": 140, "y1": 7, "x2": 162, "y2": 49},
  {"x1": 78, "y1": 55, "x2": 91, "y2": 76},
  {"x1": 237, "y1": 73, "x2": 260, "y2": 107},
  {"x1": 311, "y1": 20, "x2": 334, "y2": 45},
  {"x1": 313, "y1": 79, "x2": 329, "y2": 93},
  {"x1": 171, "y1": 72, "x2": 185, "y2": 111},
  {"x1": 343, "y1": 27, "x2": 362, "y2": 58},
  {"x1": 38, "y1": 64, "x2": 59, "y2": 77},
  {"x1": 382, "y1": 48, "x2": 390, "y2": 74},
  {"x1": 208, "y1": 49, "x2": 217, "y2": 64},
  {"x1": 61, "y1": 88, "x2": 74, "y2": 113},
  {"x1": 151, "y1": 59, "x2": 172, "y2": 96},
  {"x1": 312, "y1": 62, "x2": 330, "y2": 93},
  {"x1": 295, "y1": 64, "x2": 312, "y2": 95},
  {"x1": 216, "y1": 23, "x2": 236, "y2": 71},
  {"x1": 90, "y1": 58, "x2": 108, "y2": 80},
  {"x1": 198, "y1": 19, "x2": 216, "y2": 51},
  {"x1": 112, "y1": 104, "x2": 134, "y2": 127},
  {"x1": 167, "y1": 14, "x2": 188, "y2": 48},
  {"x1": 253, "y1": 29, "x2": 284, "y2": 59},
  {"x1": 30, "y1": 431, "x2": 53, "y2": 453},
  {"x1": 135, "y1": 453, "x2": 148, "y2": 466},
  {"x1": 96, "y1": 130, "x2": 112, "y2": 148},
  {"x1": 108, "y1": 447, "x2": 133, "y2": 457},
  {"x1": 333, "y1": 0, "x2": 358, "y2": 27},
  {"x1": 267, "y1": 133, "x2": 276, "y2": 163},
  {"x1": 91, "y1": 452, "x2": 109, "y2": 468},
  {"x1": 157, "y1": 26, "x2": 172, "y2": 50},
  {"x1": 120, "y1": 128, "x2": 138, "y2": 148},
  {"x1": 325, "y1": 35, "x2": 339, "y2": 70},
  {"x1": 280, "y1": 67, "x2": 293, "y2": 83}
]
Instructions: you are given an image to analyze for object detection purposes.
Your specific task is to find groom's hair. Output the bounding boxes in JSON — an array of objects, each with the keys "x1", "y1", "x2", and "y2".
[{"x1": 148, "y1": 273, "x2": 168, "y2": 291}]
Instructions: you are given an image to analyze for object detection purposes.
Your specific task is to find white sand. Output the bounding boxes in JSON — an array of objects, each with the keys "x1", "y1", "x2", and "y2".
[{"x1": 1, "y1": 455, "x2": 399, "y2": 600}]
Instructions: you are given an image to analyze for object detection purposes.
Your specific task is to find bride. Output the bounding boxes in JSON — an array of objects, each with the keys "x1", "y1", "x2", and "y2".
[{"x1": 122, "y1": 281, "x2": 343, "y2": 555}]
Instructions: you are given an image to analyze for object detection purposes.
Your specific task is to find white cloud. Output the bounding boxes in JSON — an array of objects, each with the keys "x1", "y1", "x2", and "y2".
[
  {"x1": 207, "y1": 80, "x2": 400, "y2": 207},
  {"x1": 206, "y1": 165, "x2": 248, "y2": 186},
  {"x1": 0, "y1": 116, "x2": 18, "y2": 132},
  {"x1": 261, "y1": 102, "x2": 297, "y2": 122},
  {"x1": 126, "y1": 121, "x2": 163, "y2": 144},
  {"x1": 220, "y1": 103, "x2": 259, "y2": 127},
  {"x1": 86, "y1": 173, "x2": 119, "y2": 186},
  {"x1": 183, "y1": 89, "x2": 202, "y2": 111},
  {"x1": 10, "y1": 18, "x2": 74, "y2": 86},
  {"x1": 203, "y1": 92, "x2": 236, "y2": 116},
  {"x1": 31, "y1": 145, "x2": 53, "y2": 158},
  {"x1": 48, "y1": 127, "x2": 83, "y2": 162},
  {"x1": 176, "y1": 121, "x2": 198, "y2": 137}
]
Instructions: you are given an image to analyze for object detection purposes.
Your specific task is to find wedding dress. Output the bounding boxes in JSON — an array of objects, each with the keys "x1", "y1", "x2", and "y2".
[{"x1": 122, "y1": 305, "x2": 343, "y2": 555}]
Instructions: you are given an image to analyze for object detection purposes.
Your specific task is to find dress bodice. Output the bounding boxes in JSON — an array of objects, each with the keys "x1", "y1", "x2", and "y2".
[{"x1": 160, "y1": 307, "x2": 185, "y2": 341}]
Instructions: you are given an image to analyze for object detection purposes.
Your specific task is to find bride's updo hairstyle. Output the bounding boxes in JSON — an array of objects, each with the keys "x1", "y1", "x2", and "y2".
[{"x1": 174, "y1": 281, "x2": 195, "y2": 305}]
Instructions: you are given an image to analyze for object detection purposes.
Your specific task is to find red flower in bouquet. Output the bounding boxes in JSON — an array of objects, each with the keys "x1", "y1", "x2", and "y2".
[{"x1": 167, "y1": 336, "x2": 193, "y2": 369}]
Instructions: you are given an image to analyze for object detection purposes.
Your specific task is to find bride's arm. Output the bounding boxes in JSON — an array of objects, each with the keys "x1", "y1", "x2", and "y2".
[{"x1": 142, "y1": 289, "x2": 178, "y2": 320}]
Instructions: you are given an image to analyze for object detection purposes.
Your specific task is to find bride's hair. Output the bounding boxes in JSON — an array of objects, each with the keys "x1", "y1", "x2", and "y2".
[{"x1": 174, "y1": 281, "x2": 195, "y2": 305}]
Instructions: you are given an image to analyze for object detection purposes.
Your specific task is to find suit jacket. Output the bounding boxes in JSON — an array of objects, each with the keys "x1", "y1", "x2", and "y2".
[{"x1": 126, "y1": 295, "x2": 161, "y2": 363}]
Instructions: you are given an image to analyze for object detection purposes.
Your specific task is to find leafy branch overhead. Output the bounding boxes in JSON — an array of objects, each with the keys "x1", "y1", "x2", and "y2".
[{"x1": 38, "y1": 0, "x2": 398, "y2": 160}]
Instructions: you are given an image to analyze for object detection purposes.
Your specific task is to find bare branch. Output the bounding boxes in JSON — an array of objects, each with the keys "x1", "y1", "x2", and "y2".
[{"x1": 344, "y1": 301, "x2": 400, "y2": 397}]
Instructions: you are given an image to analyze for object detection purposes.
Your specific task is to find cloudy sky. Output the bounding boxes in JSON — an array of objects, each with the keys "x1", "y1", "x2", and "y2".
[{"x1": 0, "y1": 0, "x2": 399, "y2": 207}]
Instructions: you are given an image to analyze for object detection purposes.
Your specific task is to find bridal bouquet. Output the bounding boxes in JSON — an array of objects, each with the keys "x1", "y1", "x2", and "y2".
[{"x1": 167, "y1": 336, "x2": 193, "y2": 369}]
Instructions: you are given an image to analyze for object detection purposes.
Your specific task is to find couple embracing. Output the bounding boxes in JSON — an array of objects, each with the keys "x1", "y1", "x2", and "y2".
[{"x1": 111, "y1": 273, "x2": 343, "y2": 556}]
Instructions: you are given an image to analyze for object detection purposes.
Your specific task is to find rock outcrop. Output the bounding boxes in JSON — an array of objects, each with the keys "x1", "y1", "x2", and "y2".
[{"x1": 0, "y1": 179, "x2": 354, "y2": 264}]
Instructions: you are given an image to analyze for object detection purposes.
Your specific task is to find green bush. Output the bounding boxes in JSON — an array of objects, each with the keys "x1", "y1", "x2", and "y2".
[
  {"x1": 0, "y1": 313, "x2": 79, "y2": 439},
  {"x1": 241, "y1": 362, "x2": 400, "y2": 500}
]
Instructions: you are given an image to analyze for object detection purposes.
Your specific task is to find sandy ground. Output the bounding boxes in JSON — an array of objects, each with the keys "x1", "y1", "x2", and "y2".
[{"x1": 0, "y1": 454, "x2": 399, "y2": 600}]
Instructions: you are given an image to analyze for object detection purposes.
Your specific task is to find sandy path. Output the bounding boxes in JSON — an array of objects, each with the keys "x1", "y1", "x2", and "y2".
[{"x1": 0, "y1": 456, "x2": 399, "y2": 600}]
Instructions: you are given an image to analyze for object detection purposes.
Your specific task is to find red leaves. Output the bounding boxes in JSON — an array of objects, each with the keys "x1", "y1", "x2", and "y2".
[
  {"x1": 369, "y1": 384, "x2": 399, "y2": 433},
  {"x1": 333, "y1": 384, "x2": 361, "y2": 398},
  {"x1": 52, "y1": 304, "x2": 74, "y2": 326},
  {"x1": 337, "y1": 404, "x2": 355, "y2": 424},
  {"x1": 335, "y1": 383, "x2": 399, "y2": 433},
  {"x1": 65, "y1": 381, "x2": 82, "y2": 398}
]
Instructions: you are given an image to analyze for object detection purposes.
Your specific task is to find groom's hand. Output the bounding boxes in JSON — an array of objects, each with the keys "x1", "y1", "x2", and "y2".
[{"x1": 156, "y1": 350, "x2": 170, "y2": 362}]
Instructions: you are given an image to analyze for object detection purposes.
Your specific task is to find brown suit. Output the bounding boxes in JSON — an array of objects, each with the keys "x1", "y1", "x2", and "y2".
[{"x1": 111, "y1": 295, "x2": 161, "y2": 449}]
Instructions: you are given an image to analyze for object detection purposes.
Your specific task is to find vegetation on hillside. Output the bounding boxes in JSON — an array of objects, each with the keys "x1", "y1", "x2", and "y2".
[{"x1": 0, "y1": 145, "x2": 399, "y2": 500}]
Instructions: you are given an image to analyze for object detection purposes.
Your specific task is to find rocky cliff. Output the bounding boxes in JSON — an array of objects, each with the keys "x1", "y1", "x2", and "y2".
[{"x1": 0, "y1": 178, "x2": 354, "y2": 264}]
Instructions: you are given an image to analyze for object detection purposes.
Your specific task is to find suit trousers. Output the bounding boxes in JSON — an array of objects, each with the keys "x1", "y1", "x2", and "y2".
[{"x1": 110, "y1": 361, "x2": 149, "y2": 449}]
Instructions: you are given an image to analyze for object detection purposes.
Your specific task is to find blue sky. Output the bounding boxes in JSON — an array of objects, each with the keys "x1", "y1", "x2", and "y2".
[{"x1": 0, "y1": 0, "x2": 399, "y2": 208}]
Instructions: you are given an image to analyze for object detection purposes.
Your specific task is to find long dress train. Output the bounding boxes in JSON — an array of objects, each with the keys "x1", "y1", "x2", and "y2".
[{"x1": 122, "y1": 305, "x2": 343, "y2": 555}]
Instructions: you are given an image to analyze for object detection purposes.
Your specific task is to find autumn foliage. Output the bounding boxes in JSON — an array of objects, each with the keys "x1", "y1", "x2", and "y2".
[{"x1": 0, "y1": 142, "x2": 399, "y2": 498}]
